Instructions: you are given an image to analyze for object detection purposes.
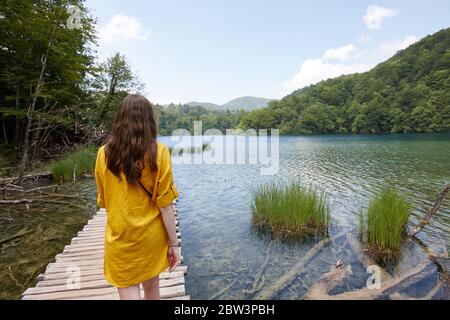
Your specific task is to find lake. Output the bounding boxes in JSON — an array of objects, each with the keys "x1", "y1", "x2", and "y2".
[{"x1": 1, "y1": 133, "x2": 449, "y2": 299}]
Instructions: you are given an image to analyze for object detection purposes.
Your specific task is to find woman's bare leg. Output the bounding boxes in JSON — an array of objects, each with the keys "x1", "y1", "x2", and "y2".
[
  {"x1": 142, "y1": 276, "x2": 160, "y2": 300},
  {"x1": 117, "y1": 285, "x2": 141, "y2": 300}
]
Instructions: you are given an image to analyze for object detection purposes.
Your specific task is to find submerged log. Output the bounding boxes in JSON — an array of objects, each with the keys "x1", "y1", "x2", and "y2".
[
  {"x1": 304, "y1": 259, "x2": 437, "y2": 300},
  {"x1": 303, "y1": 265, "x2": 354, "y2": 300},
  {"x1": 243, "y1": 241, "x2": 274, "y2": 296},
  {"x1": 255, "y1": 233, "x2": 344, "y2": 300},
  {"x1": 209, "y1": 276, "x2": 240, "y2": 300}
]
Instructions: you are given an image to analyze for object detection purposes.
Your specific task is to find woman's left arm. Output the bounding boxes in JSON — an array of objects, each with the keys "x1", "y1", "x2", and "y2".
[
  {"x1": 160, "y1": 205, "x2": 178, "y2": 248},
  {"x1": 160, "y1": 204, "x2": 180, "y2": 272}
]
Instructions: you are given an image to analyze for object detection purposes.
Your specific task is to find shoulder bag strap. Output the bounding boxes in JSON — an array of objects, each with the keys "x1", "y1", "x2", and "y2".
[{"x1": 138, "y1": 180, "x2": 153, "y2": 199}]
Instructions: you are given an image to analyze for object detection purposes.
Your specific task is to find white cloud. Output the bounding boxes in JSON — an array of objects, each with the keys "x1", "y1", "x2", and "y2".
[
  {"x1": 378, "y1": 35, "x2": 418, "y2": 57},
  {"x1": 363, "y1": 5, "x2": 398, "y2": 30},
  {"x1": 282, "y1": 58, "x2": 374, "y2": 95},
  {"x1": 323, "y1": 44, "x2": 357, "y2": 61},
  {"x1": 98, "y1": 14, "x2": 151, "y2": 44}
]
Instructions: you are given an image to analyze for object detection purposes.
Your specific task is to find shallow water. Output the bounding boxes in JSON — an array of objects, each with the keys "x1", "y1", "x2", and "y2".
[
  {"x1": 0, "y1": 181, "x2": 96, "y2": 299},
  {"x1": 0, "y1": 133, "x2": 449, "y2": 299}
]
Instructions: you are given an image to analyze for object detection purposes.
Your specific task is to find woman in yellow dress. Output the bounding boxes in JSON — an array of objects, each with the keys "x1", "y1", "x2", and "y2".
[{"x1": 95, "y1": 94, "x2": 180, "y2": 300}]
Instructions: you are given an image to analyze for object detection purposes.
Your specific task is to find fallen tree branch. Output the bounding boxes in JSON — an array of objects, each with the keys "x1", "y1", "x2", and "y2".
[
  {"x1": 3, "y1": 185, "x2": 59, "y2": 194},
  {"x1": 193, "y1": 267, "x2": 248, "y2": 278},
  {"x1": 0, "y1": 199, "x2": 33, "y2": 205},
  {"x1": 243, "y1": 241, "x2": 274, "y2": 296},
  {"x1": 410, "y1": 183, "x2": 449, "y2": 237},
  {"x1": 209, "y1": 276, "x2": 240, "y2": 300},
  {"x1": 7, "y1": 266, "x2": 24, "y2": 289},
  {"x1": 33, "y1": 199, "x2": 87, "y2": 210},
  {"x1": 0, "y1": 183, "x2": 23, "y2": 191},
  {"x1": 0, "y1": 172, "x2": 52, "y2": 185},
  {"x1": 0, "y1": 228, "x2": 34, "y2": 245}
]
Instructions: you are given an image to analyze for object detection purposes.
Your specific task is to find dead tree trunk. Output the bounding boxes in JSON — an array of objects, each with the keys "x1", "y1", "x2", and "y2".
[
  {"x1": 410, "y1": 183, "x2": 449, "y2": 237},
  {"x1": 95, "y1": 76, "x2": 117, "y2": 128},
  {"x1": 16, "y1": 23, "x2": 57, "y2": 183},
  {"x1": 2, "y1": 119, "x2": 8, "y2": 144}
]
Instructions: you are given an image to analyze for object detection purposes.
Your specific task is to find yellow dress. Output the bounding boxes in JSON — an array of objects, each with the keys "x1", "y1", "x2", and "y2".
[{"x1": 94, "y1": 142, "x2": 179, "y2": 288}]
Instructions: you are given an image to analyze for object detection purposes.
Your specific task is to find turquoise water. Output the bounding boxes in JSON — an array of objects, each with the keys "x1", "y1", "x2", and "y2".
[
  {"x1": 161, "y1": 134, "x2": 450, "y2": 299},
  {"x1": 0, "y1": 133, "x2": 449, "y2": 299}
]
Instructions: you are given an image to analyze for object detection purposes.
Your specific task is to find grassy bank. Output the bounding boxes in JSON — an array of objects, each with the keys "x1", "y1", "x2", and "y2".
[
  {"x1": 49, "y1": 142, "x2": 206, "y2": 182},
  {"x1": 49, "y1": 147, "x2": 98, "y2": 182},
  {"x1": 360, "y1": 188, "x2": 411, "y2": 262},
  {"x1": 252, "y1": 181, "x2": 330, "y2": 239}
]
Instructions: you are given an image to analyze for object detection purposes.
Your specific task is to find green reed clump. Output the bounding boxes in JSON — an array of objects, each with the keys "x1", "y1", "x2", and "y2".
[
  {"x1": 360, "y1": 188, "x2": 411, "y2": 262},
  {"x1": 50, "y1": 147, "x2": 97, "y2": 182},
  {"x1": 252, "y1": 181, "x2": 330, "y2": 239},
  {"x1": 169, "y1": 143, "x2": 211, "y2": 155}
]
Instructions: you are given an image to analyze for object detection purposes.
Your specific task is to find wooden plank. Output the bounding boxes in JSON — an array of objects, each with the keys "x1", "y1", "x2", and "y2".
[
  {"x1": 165, "y1": 295, "x2": 190, "y2": 301},
  {"x1": 56, "y1": 253, "x2": 104, "y2": 261},
  {"x1": 61, "y1": 247, "x2": 182, "y2": 259},
  {"x1": 70, "y1": 238, "x2": 182, "y2": 250},
  {"x1": 37, "y1": 270, "x2": 185, "y2": 283},
  {"x1": 74, "y1": 234, "x2": 105, "y2": 239},
  {"x1": 25, "y1": 277, "x2": 185, "y2": 296},
  {"x1": 36, "y1": 272, "x2": 185, "y2": 287},
  {"x1": 72, "y1": 235, "x2": 104, "y2": 241},
  {"x1": 62, "y1": 245, "x2": 182, "y2": 258},
  {"x1": 45, "y1": 260, "x2": 187, "y2": 274},
  {"x1": 62, "y1": 245, "x2": 105, "y2": 253},
  {"x1": 63, "y1": 246, "x2": 104, "y2": 253},
  {"x1": 23, "y1": 285, "x2": 185, "y2": 300}
]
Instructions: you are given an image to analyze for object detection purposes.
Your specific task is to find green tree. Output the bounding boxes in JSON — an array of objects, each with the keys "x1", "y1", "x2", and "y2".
[
  {"x1": 0, "y1": 0, "x2": 96, "y2": 181},
  {"x1": 94, "y1": 53, "x2": 144, "y2": 128},
  {"x1": 410, "y1": 105, "x2": 434, "y2": 132}
]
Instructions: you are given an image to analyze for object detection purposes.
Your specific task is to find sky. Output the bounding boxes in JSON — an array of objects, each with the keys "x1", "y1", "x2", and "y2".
[{"x1": 85, "y1": 0, "x2": 450, "y2": 105}]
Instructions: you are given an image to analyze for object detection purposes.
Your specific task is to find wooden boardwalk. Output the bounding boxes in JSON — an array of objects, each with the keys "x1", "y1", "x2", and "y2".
[{"x1": 22, "y1": 203, "x2": 189, "y2": 300}]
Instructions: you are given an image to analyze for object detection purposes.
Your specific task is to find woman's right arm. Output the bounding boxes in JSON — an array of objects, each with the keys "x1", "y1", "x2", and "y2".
[{"x1": 95, "y1": 148, "x2": 105, "y2": 209}]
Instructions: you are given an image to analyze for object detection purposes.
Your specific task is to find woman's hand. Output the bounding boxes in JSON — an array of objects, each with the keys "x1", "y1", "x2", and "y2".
[{"x1": 168, "y1": 246, "x2": 180, "y2": 272}]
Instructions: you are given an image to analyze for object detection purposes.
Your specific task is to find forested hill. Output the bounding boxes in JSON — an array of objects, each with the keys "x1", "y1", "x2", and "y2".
[
  {"x1": 222, "y1": 96, "x2": 273, "y2": 111},
  {"x1": 239, "y1": 28, "x2": 450, "y2": 134},
  {"x1": 186, "y1": 96, "x2": 273, "y2": 111}
]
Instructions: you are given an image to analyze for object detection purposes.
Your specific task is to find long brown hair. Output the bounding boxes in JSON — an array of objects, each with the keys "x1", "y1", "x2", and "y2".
[{"x1": 105, "y1": 94, "x2": 158, "y2": 184}]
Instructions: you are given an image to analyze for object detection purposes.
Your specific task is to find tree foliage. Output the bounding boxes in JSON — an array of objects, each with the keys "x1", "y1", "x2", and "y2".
[
  {"x1": 157, "y1": 104, "x2": 246, "y2": 136},
  {"x1": 0, "y1": 0, "x2": 96, "y2": 162},
  {"x1": 239, "y1": 28, "x2": 450, "y2": 134},
  {"x1": 0, "y1": 1, "x2": 143, "y2": 177}
]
